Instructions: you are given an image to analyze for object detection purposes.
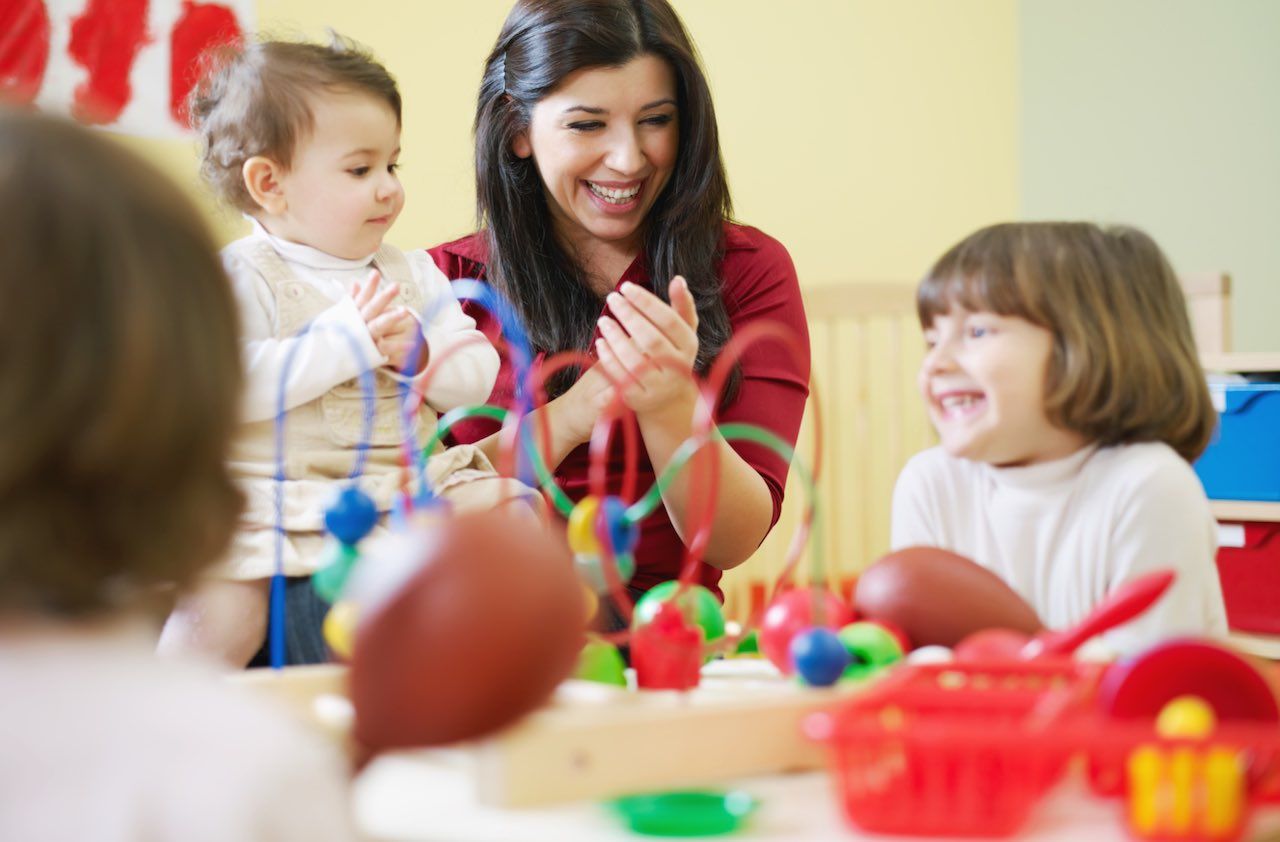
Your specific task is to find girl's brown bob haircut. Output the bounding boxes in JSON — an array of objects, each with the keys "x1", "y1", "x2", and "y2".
[
  {"x1": 0, "y1": 109, "x2": 243, "y2": 617},
  {"x1": 918, "y1": 222, "x2": 1216, "y2": 462}
]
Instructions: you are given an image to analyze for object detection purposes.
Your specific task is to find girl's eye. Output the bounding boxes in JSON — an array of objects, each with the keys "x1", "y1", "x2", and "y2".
[
  {"x1": 348, "y1": 166, "x2": 370, "y2": 177},
  {"x1": 388, "y1": 163, "x2": 400, "y2": 174},
  {"x1": 967, "y1": 325, "x2": 991, "y2": 339},
  {"x1": 567, "y1": 121, "x2": 604, "y2": 132},
  {"x1": 641, "y1": 113, "x2": 674, "y2": 127}
]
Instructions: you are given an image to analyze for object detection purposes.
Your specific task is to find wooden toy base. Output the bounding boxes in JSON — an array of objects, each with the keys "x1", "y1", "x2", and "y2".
[
  {"x1": 475, "y1": 660, "x2": 866, "y2": 806},
  {"x1": 231, "y1": 659, "x2": 873, "y2": 806}
]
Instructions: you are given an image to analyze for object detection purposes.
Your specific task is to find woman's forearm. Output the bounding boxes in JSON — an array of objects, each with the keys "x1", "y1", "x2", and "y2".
[
  {"x1": 637, "y1": 388, "x2": 774, "y2": 571},
  {"x1": 470, "y1": 396, "x2": 587, "y2": 476}
]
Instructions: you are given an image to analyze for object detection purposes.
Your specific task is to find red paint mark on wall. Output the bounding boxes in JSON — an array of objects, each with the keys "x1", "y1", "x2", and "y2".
[
  {"x1": 170, "y1": 1, "x2": 243, "y2": 125},
  {"x1": 68, "y1": 0, "x2": 152, "y2": 124},
  {"x1": 0, "y1": 0, "x2": 51, "y2": 106}
]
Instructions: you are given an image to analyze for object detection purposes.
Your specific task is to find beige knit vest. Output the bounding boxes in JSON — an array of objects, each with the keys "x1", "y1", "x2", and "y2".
[
  {"x1": 228, "y1": 241, "x2": 437, "y2": 532},
  {"x1": 218, "y1": 241, "x2": 538, "y2": 579}
]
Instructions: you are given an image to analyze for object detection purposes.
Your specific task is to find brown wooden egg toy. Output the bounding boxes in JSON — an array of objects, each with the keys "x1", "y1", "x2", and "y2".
[
  {"x1": 854, "y1": 545, "x2": 1043, "y2": 648},
  {"x1": 350, "y1": 509, "x2": 585, "y2": 752}
]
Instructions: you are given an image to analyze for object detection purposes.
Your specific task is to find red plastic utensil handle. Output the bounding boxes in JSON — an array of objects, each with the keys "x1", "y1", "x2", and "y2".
[{"x1": 1026, "y1": 569, "x2": 1176, "y2": 657}]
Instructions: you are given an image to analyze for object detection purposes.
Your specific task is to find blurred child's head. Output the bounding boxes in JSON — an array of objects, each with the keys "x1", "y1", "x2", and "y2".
[
  {"x1": 190, "y1": 36, "x2": 404, "y2": 259},
  {"x1": 917, "y1": 222, "x2": 1215, "y2": 466},
  {"x1": 0, "y1": 109, "x2": 243, "y2": 619}
]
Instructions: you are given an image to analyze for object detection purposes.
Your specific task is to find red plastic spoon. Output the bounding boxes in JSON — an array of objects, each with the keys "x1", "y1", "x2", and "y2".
[
  {"x1": 955, "y1": 569, "x2": 1176, "y2": 661},
  {"x1": 1023, "y1": 569, "x2": 1175, "y2": 658}
]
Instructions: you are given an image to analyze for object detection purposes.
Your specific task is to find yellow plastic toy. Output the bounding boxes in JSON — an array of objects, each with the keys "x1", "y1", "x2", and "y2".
[{"x1": 322, "y1": 600, "x2": 359, "y2": 661}]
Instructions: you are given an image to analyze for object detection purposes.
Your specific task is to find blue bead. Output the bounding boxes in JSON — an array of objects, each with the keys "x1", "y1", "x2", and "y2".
[
  {"x1": 600, "y1": 496, "x2": 639, "y2": 555},
  {"x1": 324, "y1": 486, "x2": 378, "y2": 545},
  {"x1": 790, "y1": 627, "x2": 851, "y2": 687}
]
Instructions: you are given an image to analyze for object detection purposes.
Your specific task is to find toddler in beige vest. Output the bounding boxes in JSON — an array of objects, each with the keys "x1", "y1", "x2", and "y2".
[{"x1": 158, "y1": 37, "x2": 537, "y2": 667}]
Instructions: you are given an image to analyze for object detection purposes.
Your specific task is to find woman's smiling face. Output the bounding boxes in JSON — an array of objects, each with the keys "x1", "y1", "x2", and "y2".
[{"x1": 514, "y1": 54, "x2": 679, "y2": 256}]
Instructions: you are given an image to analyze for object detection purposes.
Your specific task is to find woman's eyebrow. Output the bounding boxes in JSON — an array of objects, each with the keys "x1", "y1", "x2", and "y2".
[{"x1": 561, "y1": 98, "x2": 677, "y2": 116}]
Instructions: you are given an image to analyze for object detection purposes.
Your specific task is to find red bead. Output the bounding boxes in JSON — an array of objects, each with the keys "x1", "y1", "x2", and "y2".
[{"x1": 759, "y1": 587, "x2": 853, "y2": 675}]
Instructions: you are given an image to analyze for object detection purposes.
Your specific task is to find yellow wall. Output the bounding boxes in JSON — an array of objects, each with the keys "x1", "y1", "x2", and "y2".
[
  {"x1": 133, "y1": 0, "x2": 1019, "y2": 281},
  {"x1": 124, "y1": 1, "x2": 1018, "y2": 592}
]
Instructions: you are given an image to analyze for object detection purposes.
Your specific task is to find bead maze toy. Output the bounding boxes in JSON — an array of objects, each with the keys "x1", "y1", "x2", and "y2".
[{"x1": 247, "y1": 277, "x2": 905, "y2": 801}]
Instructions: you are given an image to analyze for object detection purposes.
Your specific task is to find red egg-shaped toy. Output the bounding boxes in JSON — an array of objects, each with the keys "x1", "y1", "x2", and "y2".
[
  {"x1": 759, "y1": 586, "x2": 853, "y2": 674},
  {"x1": 350, "y1": 510, "x2": 584, "y2": 751},
  {"x1": 854, "y1": 546, "x2": 1043, "y2": 648}
]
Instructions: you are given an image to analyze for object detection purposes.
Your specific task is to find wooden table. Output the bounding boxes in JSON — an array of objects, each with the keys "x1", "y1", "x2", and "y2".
[
  {"x1": 354, "y1": 756, "x2": 1280, "y2": 842},
  {"x1": 348, "y1": 659, "x2": 1280, "y2": 842},
  {"x1": 241, "y1": 661, "x2": 1280, "y2": 840}
]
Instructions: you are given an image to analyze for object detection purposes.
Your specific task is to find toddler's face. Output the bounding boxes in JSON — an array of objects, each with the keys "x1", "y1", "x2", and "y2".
[
  {"x1": 273, "y1": 91, "x2": 403, "y2": 259},
  {"x1": 919, "y1": 307, "x2": 1085, "y2": 467}
]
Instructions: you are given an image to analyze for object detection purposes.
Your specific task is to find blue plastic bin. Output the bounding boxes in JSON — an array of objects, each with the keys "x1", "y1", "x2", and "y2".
[{"x1": 1195, "y1": 384, "x2": 1280, "y2": 501}]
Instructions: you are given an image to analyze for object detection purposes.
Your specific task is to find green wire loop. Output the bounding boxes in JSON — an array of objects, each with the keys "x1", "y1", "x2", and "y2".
[
  {"x1": 622, "y1": 421, "x2": 820, "y2": 580},
  {"x1": 425, "y1": 411, "x2": 819, "y2": 580},
  {"x1": 423, "y1": 404, "x2": 577, "y2": 517}
]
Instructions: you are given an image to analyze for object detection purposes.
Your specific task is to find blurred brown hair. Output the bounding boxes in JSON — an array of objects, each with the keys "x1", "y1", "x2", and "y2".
[
  {"x1": 189, "y1": 34, "x2": 401, "y2": 212},
  {"x1": 918, "y1": 222, "x2": 1215, "y2": 461},
  {"x1": 0, "y1": 108, "x2": 243, "y2": 617}
]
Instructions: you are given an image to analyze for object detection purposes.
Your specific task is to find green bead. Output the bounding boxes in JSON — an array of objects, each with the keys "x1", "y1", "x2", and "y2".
[
  {"x1": 631, "y1": 581, "x2": 725, "y2": 644},
  {"x1": 312, "y1": 542, "x2": 359, "y2": 603},
  {"x1": 574, "y1": 637, "x2": 628, "y2": 687},
  {"x1": 735, "y1": 629, "x2": 761, "y2": 656},
  {"x1": 837, "y1": 621, "x2": 904, "y2": 681},
  {"x1": 575, "y1": 551, "x2": 637, "y2": 594}
]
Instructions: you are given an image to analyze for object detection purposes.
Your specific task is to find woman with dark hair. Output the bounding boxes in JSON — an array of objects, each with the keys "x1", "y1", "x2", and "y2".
[{"x1": 429, "y1": 0, "x2": 810, "y2": 616}]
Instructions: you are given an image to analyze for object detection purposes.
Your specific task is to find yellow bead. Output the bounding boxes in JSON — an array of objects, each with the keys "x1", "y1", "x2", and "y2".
[
  {"x1": 567, "y1": 496, "x2": 602, "y2": 554},
  {"x1": 323, "y1": 600, "x2": 359, "y2": 661},
  {"x1": 581, "y1": 582, "x2": 599, "y2": 625},
  {"x1": 1156, "y1": 695, "x2": 1217, "y2": 739}
]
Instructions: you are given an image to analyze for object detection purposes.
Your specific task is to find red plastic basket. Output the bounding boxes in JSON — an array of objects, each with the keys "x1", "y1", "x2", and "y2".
[{"x1": 805, "y1": 660, "x2": 1098, "y2": 837}]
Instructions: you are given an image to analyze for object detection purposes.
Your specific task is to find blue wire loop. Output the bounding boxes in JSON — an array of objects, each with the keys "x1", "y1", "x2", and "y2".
[
  {"x1": 403, "y1": 279, "x2": 537, "y2": 488},
  {"x1": 270, "y1": 321, "x2": 376, "y2": 670}
]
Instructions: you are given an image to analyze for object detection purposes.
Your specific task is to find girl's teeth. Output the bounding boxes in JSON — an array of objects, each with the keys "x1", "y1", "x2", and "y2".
[
  {"x1": 941, "y1": 395, "x2": 982, "y2": 410},
  {"x1": 587, "y1": 182, "x2": 640, "y2": 203}
]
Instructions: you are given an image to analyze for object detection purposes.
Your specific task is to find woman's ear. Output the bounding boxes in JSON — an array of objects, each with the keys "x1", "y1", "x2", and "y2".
[
  {"x1": 242, "y1": 156, "x2": 286, "y2": 214},
  {"x1": 511, "y1": 131, "x2": 532, "y2": 159}
]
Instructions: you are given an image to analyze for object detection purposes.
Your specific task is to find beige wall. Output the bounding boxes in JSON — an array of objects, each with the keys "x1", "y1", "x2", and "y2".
[
  {"x1": 1020, "y1": 0, "x2": 1280, "y2": 352},
  {"x1": 134, "y1": 0, "x2": 1019, "y2": 283},
  {"x1": 123, "y1": 1, "x2": 1019, "y2": 586}
]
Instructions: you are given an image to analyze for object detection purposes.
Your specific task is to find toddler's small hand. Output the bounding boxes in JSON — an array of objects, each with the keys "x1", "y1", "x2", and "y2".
[
  {"x1": 371, "y1": 308, "x2": 428, "y2": 374},
  {"x1": 351, "y1": 270, "x2": 401, "y2": 325}
]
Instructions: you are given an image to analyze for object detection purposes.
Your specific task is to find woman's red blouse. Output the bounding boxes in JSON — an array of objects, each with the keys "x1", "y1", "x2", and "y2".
[{"x1": 427, "y1": 223, "x2": 810, "y2": 599}]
